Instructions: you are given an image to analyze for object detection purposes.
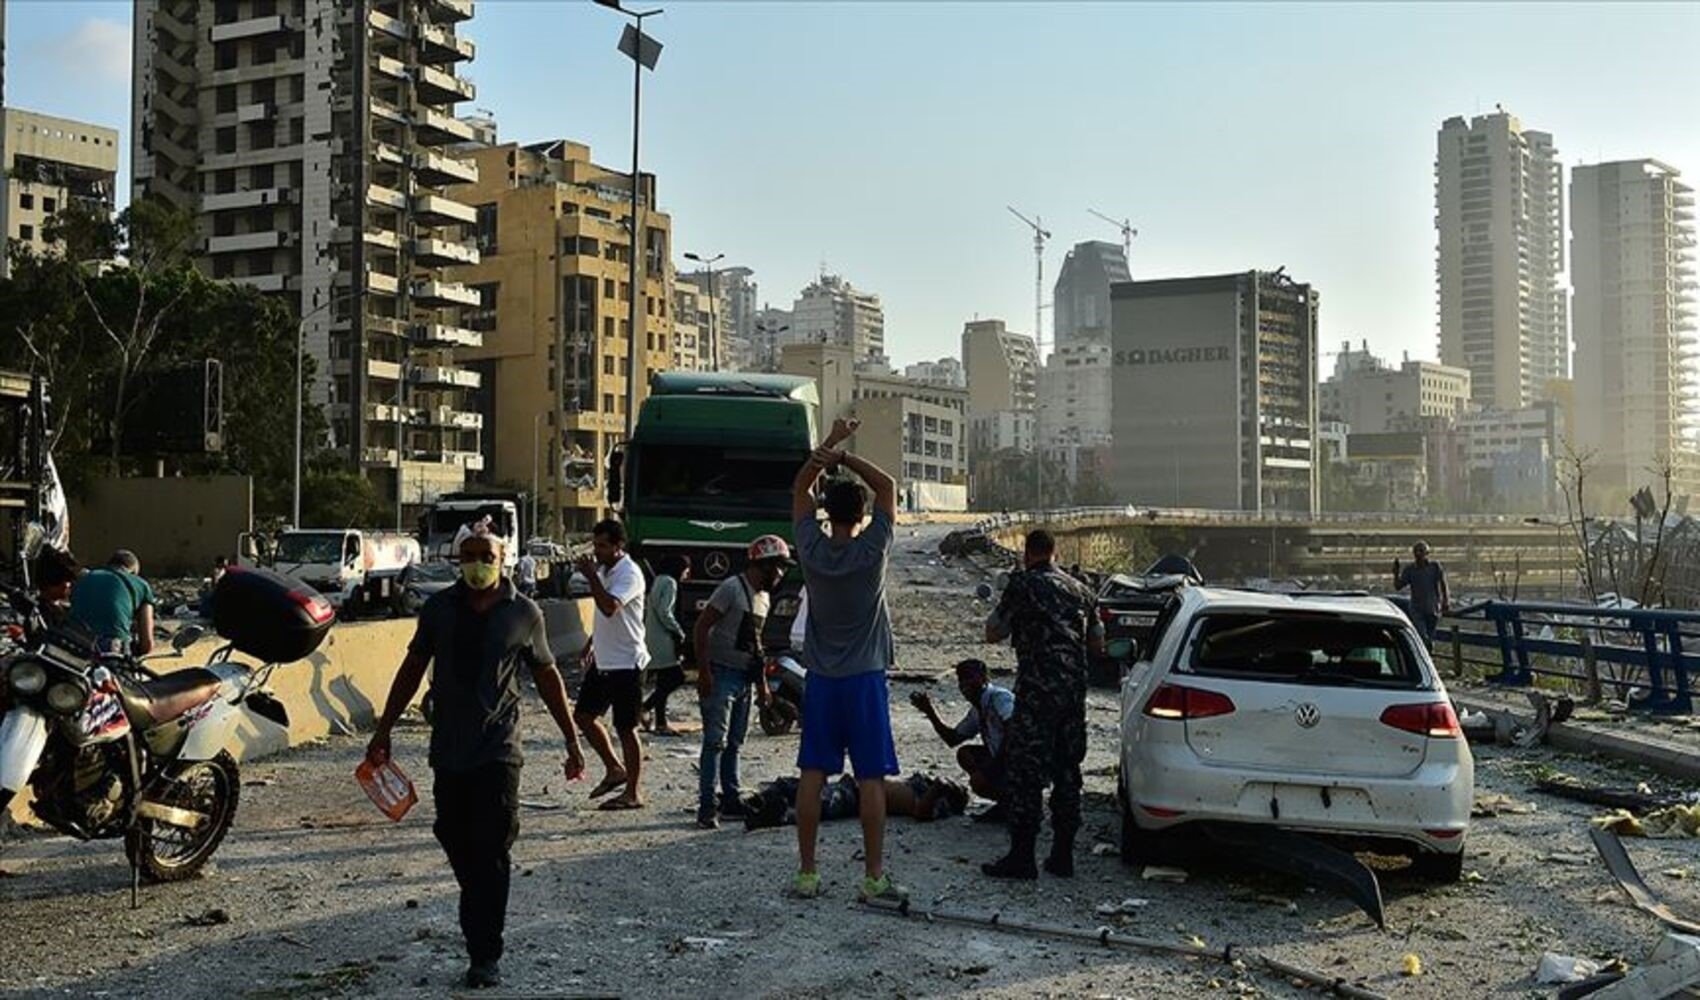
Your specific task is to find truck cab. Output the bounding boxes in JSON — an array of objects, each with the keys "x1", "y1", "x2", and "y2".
[
  {"x1": 612, "y1": 373, "x2": 818, "y2": 650},
  {"x1": 421, "y1": 493, "x2": 522, "y2": 569},
  {"x1": 254, "y1": 528, "x2": 421, "y2": 615}
]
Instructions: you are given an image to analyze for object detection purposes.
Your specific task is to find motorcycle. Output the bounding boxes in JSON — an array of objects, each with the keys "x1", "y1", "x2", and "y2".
[
  {"x1": 758, "y1": 654, "x2": 806, "y2": 736},
  {"x1": 0, "y1": 567, "x2": 332, "y2": 894}
]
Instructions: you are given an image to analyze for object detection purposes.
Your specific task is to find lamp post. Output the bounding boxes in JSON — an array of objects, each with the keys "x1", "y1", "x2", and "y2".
[
  {"x1": 532, "y1": 411, "x2": 544, "y2": 540},
  {"x1": 684, "y1": 251, "x2": 724, "y2": 371},
  {"x1": 293, "y1": 289, "x2": 366, "y2": 527},
  {"x1": 595, "y1": 0, "x2": 663, "y2": 438}
]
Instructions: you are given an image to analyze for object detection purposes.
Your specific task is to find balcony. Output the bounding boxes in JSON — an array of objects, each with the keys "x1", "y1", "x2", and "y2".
[
  {"x1": 414, "y1": 323, "x2": 483, "y2": 348},
  {"x1": 415, "y1": 65, "x2": 475, "y2": 105},
  {"x1": 366, "y1": 359, "x2": 404, "y2": 382},
  {"x1": 422, "y1": 406, "x2": 484, "y2": 431},
  {"x1": 412, "y1": 280, "x2": 481, "y2": 308},
  {"x1": 236, "y1": 102, "x2": 275, "y2": 124},
  {"x1": 367, "y1": 184, "x2": 408, "y2": 211},
  {"x1": 369, "y1": 97, "x2": 408, "y2": 128},
  {"x1": 428, "y1": 0, "x2": 475, "y2": 22},
  {"x1": 209, "y1": 14, "x2": 290, "y2": 43},
  {"x1": 228, "y1": 273, "x2": 287, "y2": 293},
  {"x1": 415, "y1": 107, "x2": 478, "y2": 146},
  {"x1": 373, "y1": 141, "x2": 407, "y2": 167},
  {"x1": 413, "y1": 193, "x2": 477, "y2": 226},
  {"x1": 374, "y1": 55, "x2": 408, "y2": 82},
  {"x1": 205, "y1": 230, "x2": 293, "y2": 255},
  {"x1": 202, "y1": 187, "x2": 294, "y2": 212},
  {"x1": 411, "y1": 365, "x2": 481, "y2": 389},
  {"x1": 418, "y1": 23, "x2": 475, "y2": 63},
  {"x1": 361, "y1": 447, "x2": 399, "y2": 467},
  {"x1": 413, "y1": 237, "x2": 480, "y2": 267},
  {"x1": 368, "y1": 9, "x2": 407, "y2": 41},
  {"x1": 413, "y1": 149, "x2": 477, "y2": 186},
  {"x1": 366, "y1": 271, "x2": 401, "y2": 296}
]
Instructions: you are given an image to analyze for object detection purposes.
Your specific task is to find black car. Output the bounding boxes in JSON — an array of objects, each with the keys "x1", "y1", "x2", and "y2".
[{"x1": 1090, "y1": 555, "x2": 1202, "y2": 687}]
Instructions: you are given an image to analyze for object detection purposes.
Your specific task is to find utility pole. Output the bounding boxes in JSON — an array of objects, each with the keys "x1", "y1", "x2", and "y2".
[
  {"x1": 1007, "y1": 207, "x2": 1050, "y2": 512},
  {"x1": 597, "y1": 0, "x2": 663, "y2": 439},
  {"x1": 684, "y1": 251, "x2": 724, "y2": 371}
]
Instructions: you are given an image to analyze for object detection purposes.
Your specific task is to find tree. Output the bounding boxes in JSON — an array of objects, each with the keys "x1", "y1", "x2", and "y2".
[{"x1": 302, "y1": 467, "x2": 391, "y2": 529}]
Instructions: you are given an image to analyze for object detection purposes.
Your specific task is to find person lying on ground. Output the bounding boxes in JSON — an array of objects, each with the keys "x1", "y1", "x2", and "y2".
[
  {"x1": 741, "y1": 773, "x2": 970, "y2": 831},
  {"x1": 909, "y1": 658, "x2": 1015, "y2": 820}
]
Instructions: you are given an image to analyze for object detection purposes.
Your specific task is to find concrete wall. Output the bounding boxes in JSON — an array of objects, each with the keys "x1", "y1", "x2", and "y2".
[
  {"x1": 6, "y1": 598, "x2": 595, "y2": 824},
  {"x1": 69, "y1": 475, "x2": 252, "y2": 578}
]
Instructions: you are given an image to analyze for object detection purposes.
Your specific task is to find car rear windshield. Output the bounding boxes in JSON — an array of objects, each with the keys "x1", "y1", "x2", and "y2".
[{"x1": 1181, "y1": 612, "x2": 1423, "y2": 688}]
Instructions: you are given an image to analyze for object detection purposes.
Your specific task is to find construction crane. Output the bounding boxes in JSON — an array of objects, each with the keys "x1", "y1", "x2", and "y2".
[
  {"x1": 1007, "y1": 207, "x2": 1050, "y2": 512},
  {"x1": 1088, "y1": 208, "x2": 1137, "y2": 263}
]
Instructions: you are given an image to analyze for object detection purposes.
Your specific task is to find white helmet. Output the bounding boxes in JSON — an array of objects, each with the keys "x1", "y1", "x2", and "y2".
[{"x1": 747, "y1": 535, "x2": 791, "y2": 563}]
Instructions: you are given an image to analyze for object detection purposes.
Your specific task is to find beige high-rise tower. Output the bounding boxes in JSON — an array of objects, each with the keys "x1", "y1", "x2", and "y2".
[
  {"x1": 132, "y1": 0, "x2": 486, "y2": 512},
  {"x1": 1436, "y1": 110, "x2": 1567, "y2": 411},
  {"x1": 1571, "y1": 159, "x2": 1699, "y2": 506}
]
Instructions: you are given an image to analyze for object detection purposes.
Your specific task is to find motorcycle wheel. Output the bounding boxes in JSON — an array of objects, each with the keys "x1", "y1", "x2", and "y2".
[
  {"x1": 759, "y1": 699, "x2": 799, "y2": 737},
  {"x1": 125, "y1": 751, "x2": 240, "y2": 883}
]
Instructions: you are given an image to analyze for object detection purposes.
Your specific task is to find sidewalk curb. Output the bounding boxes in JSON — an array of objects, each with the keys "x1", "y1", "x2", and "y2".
[{"x1": 1452, "y1": 694, "x2": 1700, "y2": 783}]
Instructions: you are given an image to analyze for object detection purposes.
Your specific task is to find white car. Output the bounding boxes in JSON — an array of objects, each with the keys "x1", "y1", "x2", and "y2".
[{"x1": 1117, "y1": 587, "x2": 1474, "y2": 881}]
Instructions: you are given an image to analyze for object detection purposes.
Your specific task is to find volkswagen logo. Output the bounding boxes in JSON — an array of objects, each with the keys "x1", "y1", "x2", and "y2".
[
  {"x1": 702, "y1": 551, "x2": 732, "y2": 578},
  {"x1": 1294, "y1": 703, "x2": 1321, "y2": 729}
]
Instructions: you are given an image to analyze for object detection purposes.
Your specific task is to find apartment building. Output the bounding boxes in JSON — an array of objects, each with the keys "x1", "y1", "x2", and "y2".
[
  {"x1": 1111, "y1": 270, "x2": 1320, "y2": 515},
  {"x1": 444, "y1": 139, "x2": 673, "y2": 533},
  {"x1": 671, "y1": 280, "x2": 711, "y2": 372},
  {"x1": 851, "y1": 372, "x2": 969, "y2": 491},
  {"x1": 1460, "y1": 401, "x2": 1564, "y2": 512},
  {"x1": 132, "y1": 0, "x2": 486, "y2": 508},
  {"x1": 677, "y1": 265, "x2": 754, "y2": 371},
  {"x1": 1571, "y1": 158, "x2": 1700, "y2": 506},
  {"x1": 791, "y1": 273, "x2": 884, "y2": 367},
  {"x1": 1318, "y1": 353, "x2": 1472, "y2": 435},
  {"x1": 1436, "y1": 110, "x2": 1567, "y2": 410},
  {"x1": 1053, "y1": 240, "x2": 1131, "y2": 348},
  {"x1": 1038, "y1": 340, "x2": 1112, "y2": 450},
  {"x1": 2, "y1": 109, "x2": 119, "y2": 262},
  {"x1": 962, "y1": 318, "x2": 1037, "y2": 453},
  {"x1": 903, "y1": 357, "x2": 966, "y2": 388}
]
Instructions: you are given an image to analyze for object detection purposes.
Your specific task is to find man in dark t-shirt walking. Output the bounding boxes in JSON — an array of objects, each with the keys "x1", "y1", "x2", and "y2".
[
  {"x1": 367, "y1": 526, "x2": 585, "y2": 990},
  {"x1": 1394, "y1": 541, "x2": 1450, "y2": 647}
]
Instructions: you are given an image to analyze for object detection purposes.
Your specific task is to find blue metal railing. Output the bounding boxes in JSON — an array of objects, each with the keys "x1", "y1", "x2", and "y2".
[{"x1": 1442, "y1": 600, "x2": 1700, "y2": 715}]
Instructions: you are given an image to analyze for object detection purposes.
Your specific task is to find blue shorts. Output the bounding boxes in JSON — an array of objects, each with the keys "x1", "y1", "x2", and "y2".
[{"x1": 797, "y1": 670, "x2": 900, "y2": 781}]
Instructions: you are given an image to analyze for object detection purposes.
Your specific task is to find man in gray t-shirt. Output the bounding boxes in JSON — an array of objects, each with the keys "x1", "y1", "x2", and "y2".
[
  {"x1": 690, "y1": 536, "x2": 788, "y2": 828},
  {"x1": 1394, "y1": 541, "x2": 1449, "y2": 645}
]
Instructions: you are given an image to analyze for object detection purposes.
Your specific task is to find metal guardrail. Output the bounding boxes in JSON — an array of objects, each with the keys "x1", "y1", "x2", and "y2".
[
  {"x1": 974, "y1": 505, "x2": 1555, "y2": 534},
  {"x1": 1441, "y1": 600, "x2": 1700, "y2": 715}
]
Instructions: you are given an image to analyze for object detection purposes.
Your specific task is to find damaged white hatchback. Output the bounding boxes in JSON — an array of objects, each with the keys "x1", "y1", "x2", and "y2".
[{"x1": 1117, "y1": 587, "x2": 1474, "y2": 882}]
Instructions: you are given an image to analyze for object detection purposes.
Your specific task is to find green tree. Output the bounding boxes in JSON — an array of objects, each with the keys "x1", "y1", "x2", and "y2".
[{"x1": 302, "y1": 467, "x2": 391, "y2": 529}]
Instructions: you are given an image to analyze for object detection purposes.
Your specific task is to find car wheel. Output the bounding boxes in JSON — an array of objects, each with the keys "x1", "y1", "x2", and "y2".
[
  {"x1": 1408, "y1": 847, "x2": 1464, "y2": 883},
  {"x1": 1117, "y1": 779, "x2": 1171, "y2": 867}
]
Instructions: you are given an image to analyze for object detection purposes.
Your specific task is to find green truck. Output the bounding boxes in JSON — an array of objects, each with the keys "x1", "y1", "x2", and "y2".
[{"x1": 609, "y1": 372, "x2": 818, "y2": 649}]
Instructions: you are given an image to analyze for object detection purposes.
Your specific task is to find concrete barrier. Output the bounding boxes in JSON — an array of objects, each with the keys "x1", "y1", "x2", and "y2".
[{"x1": 5, "y1": 598, "x2": 595, "y2": 825}]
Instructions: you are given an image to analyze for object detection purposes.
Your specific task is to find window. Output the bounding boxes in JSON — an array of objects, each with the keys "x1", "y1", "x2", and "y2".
[
  {"x1": 18, "y1": 193, "x2": 32, "y2": 210},
  {"x1": 603, "y1": 393, "x2": 616, "y2": 414},
  {"x1": 603, "y1": 317, "x2": 615, "y2": 338},
  {"x1": 216, "y1": 127, "x2": 237, "y2": 155},
  {"x1": 603, "y1": 278, "x2": 616, "y2": 300},
  {"x1": 18, "y1": 224, "x2": 33, "y2": 241},
  {"x1": 603, "y1": 355, "x2": 615, "y2": 376},
  {"x1": 217, "y1": 86, "x2": 238, "y2": 114},
  {"x1": 253, "y1": 163, "x2": 275, "y2": 188},
  {"x1": 215, "y1": 42, "x2": 238, "y2": 71}
]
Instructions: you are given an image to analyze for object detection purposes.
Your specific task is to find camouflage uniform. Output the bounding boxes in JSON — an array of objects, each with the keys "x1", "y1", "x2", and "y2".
[{"x1": 988, "y1": 563, "x2": 1099, "y2": 839}]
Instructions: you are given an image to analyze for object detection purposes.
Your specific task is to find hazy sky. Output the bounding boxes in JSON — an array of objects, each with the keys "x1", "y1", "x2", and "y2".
[{"x1": 7, "y1": 1, "x2": 1698, "y2": 369}]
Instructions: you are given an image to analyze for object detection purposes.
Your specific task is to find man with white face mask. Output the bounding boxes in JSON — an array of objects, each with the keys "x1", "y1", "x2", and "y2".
[{"x1": 367, "y1": 520, "x2": 585, "y2": 990}]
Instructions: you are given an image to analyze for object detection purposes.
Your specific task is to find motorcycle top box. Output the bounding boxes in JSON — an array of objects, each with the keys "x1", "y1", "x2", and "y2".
[{"x1": 212, "y1": 566, "x2": 336, "y2": 663}]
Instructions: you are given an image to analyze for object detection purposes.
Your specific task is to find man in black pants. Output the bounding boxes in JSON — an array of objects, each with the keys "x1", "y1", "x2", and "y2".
[{"x1": 367, "y1": 526, "x2": 586, "y2": 990}]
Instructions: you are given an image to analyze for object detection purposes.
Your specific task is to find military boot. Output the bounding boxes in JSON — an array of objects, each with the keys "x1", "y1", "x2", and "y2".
[{"x1": 981, "y1": 829, "x2": 1038, "y2": 880}]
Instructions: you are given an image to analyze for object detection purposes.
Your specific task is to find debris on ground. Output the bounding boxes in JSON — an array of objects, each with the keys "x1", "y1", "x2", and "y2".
[
  {"x1": 1472, "y1": 793, "x2": 1538, "y2": 817},
  {"x1": 183, "y1": 908, "x2": 231, "y2": 927},
  {"x1": 1142, "y1": 865, "x2": 1188, "y2": 883},
  {"x1": 668, "y1": 936, "x2": 730, "y2": 954},
  {"x1": 1400, "y1": 953, "x2": 1423, "y2": 977},
  {"x1": 1589, "y1": 826, "x2": 1700, "y2": 935},
  {"x1": 1096, "y1": 897, "x2": 1152, "y2": 916},
  {"x1": 1534, "y1": 952, "x2": 1601, "y2": 984},
  {"x1": 1585, "y1": 933, "x2": 1700, "y2": 998},
  {"x1": 1090, "y1": 841, "x2": 1119, "y2": 857},
  {"x1": 1592, "y1": 804, "x2": 1700, "y2": 839},
  {"x1": 1541, "y1": 775, "x2": 1683, "y2": 813}
]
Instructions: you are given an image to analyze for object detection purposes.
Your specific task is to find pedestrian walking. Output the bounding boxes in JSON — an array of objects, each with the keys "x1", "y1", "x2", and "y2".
[
  {"x1": 68, "y1": 550, "x2": 156, "y2": 656},
  {"x1": 516, "y1": 550, "x2": 539, "y2": 599},
  {"x1": 691, "y1": 535, "x2": 789, "y2": 828},
  {"x1": 573, "y1": 519, "x2": 650, "y2": 811},
  {"x1": 982, "y1": 529, "x2": 1103, "y2": 880},
  {"x1": 1393, "y1": 541, "x2": 1450, "y2": 647},
  {"x1": 641, "y1": 555, "x2": 691, "y2": 735},
  {"x1": 788, "y1": 417, "x2": 905, "y2": 903},
  {"x1": 365, "y1": 522, "x2": 585, "y2": 990}
]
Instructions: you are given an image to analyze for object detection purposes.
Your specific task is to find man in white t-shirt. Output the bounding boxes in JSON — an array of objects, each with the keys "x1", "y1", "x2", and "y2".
[{"x1": 572, "y1": 519, "x2": 650, "y2": 810}]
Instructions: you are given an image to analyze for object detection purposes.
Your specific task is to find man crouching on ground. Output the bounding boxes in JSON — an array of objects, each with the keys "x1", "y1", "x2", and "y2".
[
  {"x1": 789, "y1": 417, "x2": 906, "y2": 903},
  {"x1": 366, "y1": 522, "x2": 586, "y2": 990}
]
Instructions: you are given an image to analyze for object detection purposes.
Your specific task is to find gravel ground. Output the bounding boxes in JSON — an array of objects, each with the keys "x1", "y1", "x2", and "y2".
[{"x1": 3, "y1": 525, "x2": 1699, "y2": 998}]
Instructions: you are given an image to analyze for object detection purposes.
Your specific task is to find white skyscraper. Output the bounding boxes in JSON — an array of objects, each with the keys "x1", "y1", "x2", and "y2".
[
  {"x1": 1571, "y1": 158, "x2": 1699, "y2": 503},
  {"x1": 791, "y1": 273, "x2": 884, "y2": 366},
  {"x1": 1436, "y1": 110, "x2": 1567, "y2": 411}
]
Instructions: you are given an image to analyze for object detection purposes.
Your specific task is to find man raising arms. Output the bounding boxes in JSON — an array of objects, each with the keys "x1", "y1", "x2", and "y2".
[{"x1": 789, "y1": 418, "x2": 905, "y2": 903}]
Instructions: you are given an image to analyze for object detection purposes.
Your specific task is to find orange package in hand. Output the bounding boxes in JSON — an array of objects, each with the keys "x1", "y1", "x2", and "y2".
[{"x1": 355, "y1": 757, "x2": 418, "y2": 822}]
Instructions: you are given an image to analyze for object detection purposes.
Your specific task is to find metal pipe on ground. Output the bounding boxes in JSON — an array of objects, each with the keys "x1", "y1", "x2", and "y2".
[{"x1": 856, "y1": 898, "x2": 1388, "y2": 1000}]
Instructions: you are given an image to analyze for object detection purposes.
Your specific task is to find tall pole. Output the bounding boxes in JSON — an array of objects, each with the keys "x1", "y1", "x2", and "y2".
[
  {"x1": 707, "y1": 263, "x2": 719, "y2": 372},
  {"x1": 622, "y1": 12, "x2": 647, "y2": 440},
  {"x1": 532, "y1": 412, "x2": 543, "y2": 540},
  {"x1": 395, "y1": 360, "x2": 406, "y2": 532},
  {"x1": 294, "y1": 290, "x2": 363, "y2": 528}
]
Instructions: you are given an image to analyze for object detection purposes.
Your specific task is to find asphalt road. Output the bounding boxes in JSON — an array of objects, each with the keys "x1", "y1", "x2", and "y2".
[{"x1": 3, "y1": 525, "x2": 1698, "y2": 998}]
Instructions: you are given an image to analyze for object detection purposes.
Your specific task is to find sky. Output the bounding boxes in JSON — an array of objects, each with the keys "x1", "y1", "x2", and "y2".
[{"x1": 6, "y1": 1, "x2": 1699, "y2": 370}]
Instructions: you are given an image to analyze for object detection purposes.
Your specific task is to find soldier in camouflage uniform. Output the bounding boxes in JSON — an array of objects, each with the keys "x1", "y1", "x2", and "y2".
[{"x1": 981, "y1": 529, "x2": 1103, "y2": 880}]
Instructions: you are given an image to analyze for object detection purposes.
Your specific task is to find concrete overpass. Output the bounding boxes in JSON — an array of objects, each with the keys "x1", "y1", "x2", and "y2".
[{"x1": 982, "y1": 507, "x2": 1577, "y2": 599}]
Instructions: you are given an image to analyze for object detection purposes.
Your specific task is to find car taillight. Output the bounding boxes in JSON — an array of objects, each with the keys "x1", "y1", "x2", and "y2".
[
  {"x1": 1142, "y1": 684, "x2": 1235, "y2": 720},
  {"x1": 1379, "y1": 702, "x2": 1461, "y2": 738}
]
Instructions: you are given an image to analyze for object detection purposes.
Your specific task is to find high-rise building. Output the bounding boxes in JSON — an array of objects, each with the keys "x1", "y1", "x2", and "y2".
[
  {"x1": 1, "y1": 109, "x2": 119, "y2": 260},
  {"x1": 791, "y1": 273, "x2": 884, "y2": 366},
  {"x1": 671, "y1": 280, "x2": 712, "y2": 372},
  {"x1": 679, "y1": 265, "x2": 755, "y2": 371},
  {"x1": 1460, "y1": 401, "x2": 1564, "y2": 512},
  {"x1": 903, "y1": 357, "x2": 966, "y2": 388},
  {"x1": 1111, "y1": 270, "x2": 1320, "y2": 514},
  {"x1": 132, "y1": 0, "x2": 486, "y2": 509},
  {"x1": 1571, "y1": 158, "x2": 1700, "y2": 505},
  {"x1": 749, "y1": 305, "x2": 791, "y2": 373},
  {"x1": 444, "y1": 138, "x2": 673, "y2": 534},
  {"x1": 1038, "y1": 341, "x2": 1112, "y2": 450},
  {"x1": 1053, "y1": 240, "x2": 1131, "y2": 348},
  {"x1": 1318, "y1": 353, "x2": 1472, "y2": 435},
  {"x1": 962, "y1": 319, "x2": 1037, "y2": 453},
  {"x1": 1436, "y1": 110, "x2": 1567, "y2": 411}
]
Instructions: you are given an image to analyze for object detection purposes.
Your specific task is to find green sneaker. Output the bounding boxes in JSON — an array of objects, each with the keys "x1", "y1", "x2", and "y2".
[
  {"x1": 789, "y1": 871, "x2": 824, "y2": 899},
  {"x1": 858, "y1": 874, "x2": 909, "y2": 905}
]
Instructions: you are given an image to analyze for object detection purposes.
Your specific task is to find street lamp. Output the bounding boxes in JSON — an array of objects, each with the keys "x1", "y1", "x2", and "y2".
[
  {"x1": 595, "y1": 0, "x2": 663, "y2": 438},
  {"x1": 684, "y1": 251, "x2": 725, "y2": 371},
  {"x1": 532, "y1": 411, "x2": 545, "y2": 540},
  {"x1": 294, "y1": 288, "x2": 367, "y2": 527}
]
